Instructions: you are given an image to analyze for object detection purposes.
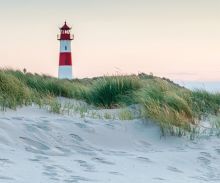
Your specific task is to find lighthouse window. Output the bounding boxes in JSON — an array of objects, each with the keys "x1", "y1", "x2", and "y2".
[
  {"x1": 65, "y1": 46, "x2": 67, "y2": 50},
  {"x1": 65, "y1": 60, "x2": 68, "y2": 64}
]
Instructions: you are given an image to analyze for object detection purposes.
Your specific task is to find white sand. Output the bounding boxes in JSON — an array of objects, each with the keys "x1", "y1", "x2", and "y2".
[{"x1": 0, "y1": 105, "x2": 220, "y2": 183}]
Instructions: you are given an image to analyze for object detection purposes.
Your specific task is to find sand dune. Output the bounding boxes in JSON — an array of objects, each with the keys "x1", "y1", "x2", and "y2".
[{"x1": 0, "y1": 105, "x2": 220, "y2": 183}]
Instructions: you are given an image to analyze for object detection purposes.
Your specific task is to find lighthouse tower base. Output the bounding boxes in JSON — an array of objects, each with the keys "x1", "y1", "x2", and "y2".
[{"x1": 58, "y1": 66, "x2": 73, "y2": 79}]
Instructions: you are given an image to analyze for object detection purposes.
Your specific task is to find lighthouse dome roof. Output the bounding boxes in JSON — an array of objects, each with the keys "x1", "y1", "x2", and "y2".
[{"x1": 60, "y1": 21, "x2": 71, "y2": 30}]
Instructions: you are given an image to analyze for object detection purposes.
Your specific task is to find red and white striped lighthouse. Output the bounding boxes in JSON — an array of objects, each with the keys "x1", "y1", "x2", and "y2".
[{"x1": 57, "y1": 21, "x2": 74, "y2": 79}]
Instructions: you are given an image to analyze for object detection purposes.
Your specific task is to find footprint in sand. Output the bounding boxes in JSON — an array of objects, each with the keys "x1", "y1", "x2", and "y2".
[
  {"x1": 197, "y1": 156, "x2": 211, "y2": 165},
  {"x1": 137, "y1": 156, "x2": 153, "y2": 163},
  {"x1": 28, "y1": 158, "x2": 40, "y2": 162},
  {"x1": 34, "y1": 123, "x2": 51, "y2": 131},
  {"x1": 43, "y1": 165, "x2": 59, "y2": 178},
  {"x1": 43, "y1": 171, "x2": 58, "y2": 176},
  {"x1": 153, "y1": 177, "x2": 166, "y2": 181},
  {"x1": 24, "y1": 118, "x2": 35, "y2": 122},
  {"x1": 64, "y1": 175, "x2": 93, "y2": 182},
  {"x1": 105, "y1": 123, "x2": 115, "y2": 130},
  {"x1": 55, "y1": 146, "x2": 72, "y2": 153},
  {"x1": 200, "y1": 152, "x2": 212, "y2": 158},
  {"x1": 138, "y1": 140, "x2": 152, "y2": 148},
  {"x1": 29, "y1": 155, "x2": 50, "y2": 163},
  {"x1": 189, "y1": 175, "x2": 209, "y2": 182},
  {"x1": 107, "y1": 150, "x2": 133, "y2": 157},
  {"x1": 0, "y1": 158, "x2": 14, "y2": 165},
  {"x1": 20, "y1": 137, "x2": 51, "y2": 155},
  {"x1": 53, "y1": 164, "x2": 73, "y2": 173},
  {"x1": 72, "y1": 145, "x2": 96, "y2": 156},
  {"x1": 69, "y1": 133, "x2": 84, "y2": 143},
  {"x1": 167, "y1": 166, "x2": 183, "y2": 173},
  {"x1": 83, "y1": 118, "x2": 94, "y2": 125},
  {"x1": 35, "y1": 155, "x2": 49, "y2": 161},
  {"x1": 11, "y1": 117, "x2": 24, "y2": 121},
  {"x1": 0, "y1": 117, "x2": 10, "y2": 121},
  {"x1": 74, "y1": 123, "x2": 95, "y2": 133},
  {"x1": 108, "y1": 171, "x2": 123, "y2": 176},
  {"x1": 20, "y1": 137, "x2": 50, "y2": 151},
  {"x1": 75, "y1": 159, "x2": 96, "y2": 172},
  {"x1": 92, "y1": 157, "x2": 115, "y2": 165},
  {"x1": 0, "y1": 176, "x2": 14, "y2": 181}
]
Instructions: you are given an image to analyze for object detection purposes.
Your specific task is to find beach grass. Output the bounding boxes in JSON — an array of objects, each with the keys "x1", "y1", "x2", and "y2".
[
  {"x1": 0, "y1": 71, "x2": 31, "y2": 110},
  {"x1": 1, "y1": 68, "x2": 220, "y2": 136},
  {"x1": 85, "y1": 75, "x2": 142, "y2": 108},
  {"x1": 137, "y1": 79, "x2": 194, "y2": 131},
  {"x1": 191, "y1": 90, "x2": 220, "y2": 116}
]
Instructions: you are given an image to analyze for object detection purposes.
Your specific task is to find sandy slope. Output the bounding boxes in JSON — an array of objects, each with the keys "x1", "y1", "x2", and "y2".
[{"x1": 0, "y1": 106, "x2": 220, "y2": 183}]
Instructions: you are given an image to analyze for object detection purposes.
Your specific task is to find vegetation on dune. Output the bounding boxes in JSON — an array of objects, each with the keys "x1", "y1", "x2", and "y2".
[
  {"x1": 0, "y1": 71, "x2": 31, "y2": 110},
  {"x1": 137, "y1": 79, "x2": 194, "y2": 131},
  {"x1": 5, "y1": 69, "x2": 87, "y2": 100},
  {"x1": 191, "y1": 90, "x2": 220, "y2": 117},
  {"x1": 85, "y1": 76, "x2": 142, "y2": 107},
  {"x1": 1, "y1": 69, "x2": 220, "y2": 137}
]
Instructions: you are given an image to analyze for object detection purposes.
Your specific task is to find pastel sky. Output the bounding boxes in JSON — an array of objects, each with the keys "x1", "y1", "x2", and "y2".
[{"x1": 0, "y1": 0, "x2": 220, "y2": 81}]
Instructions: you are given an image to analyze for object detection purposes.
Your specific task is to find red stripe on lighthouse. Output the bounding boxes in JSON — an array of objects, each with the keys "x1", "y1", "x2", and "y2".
[{"x1": 59, "y1": 52, "x2": 72, "y2": 66}]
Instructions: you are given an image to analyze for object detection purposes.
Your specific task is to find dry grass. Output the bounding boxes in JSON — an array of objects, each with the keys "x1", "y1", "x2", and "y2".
[{"x1": 1, "y1": 69, "x2": 220, "y2": 137}]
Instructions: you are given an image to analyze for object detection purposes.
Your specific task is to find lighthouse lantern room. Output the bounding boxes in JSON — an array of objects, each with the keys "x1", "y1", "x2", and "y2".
[{"x1": 57, "y1": 21, "x2": 74, "y2": 79}]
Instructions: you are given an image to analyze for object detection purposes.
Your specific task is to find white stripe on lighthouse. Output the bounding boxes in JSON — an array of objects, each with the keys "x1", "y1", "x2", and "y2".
[
  {"x1": 60, "y1": 40, "x2": 71, "y2": 52},
  {"x1": 58, "y1": 66, "x2": 72, "y2": 79}
]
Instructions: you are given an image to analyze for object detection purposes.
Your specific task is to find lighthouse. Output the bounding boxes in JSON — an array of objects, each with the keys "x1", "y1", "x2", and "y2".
[{"x1": 57, "y1": 21, "x2": 74, "y2": 79}]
